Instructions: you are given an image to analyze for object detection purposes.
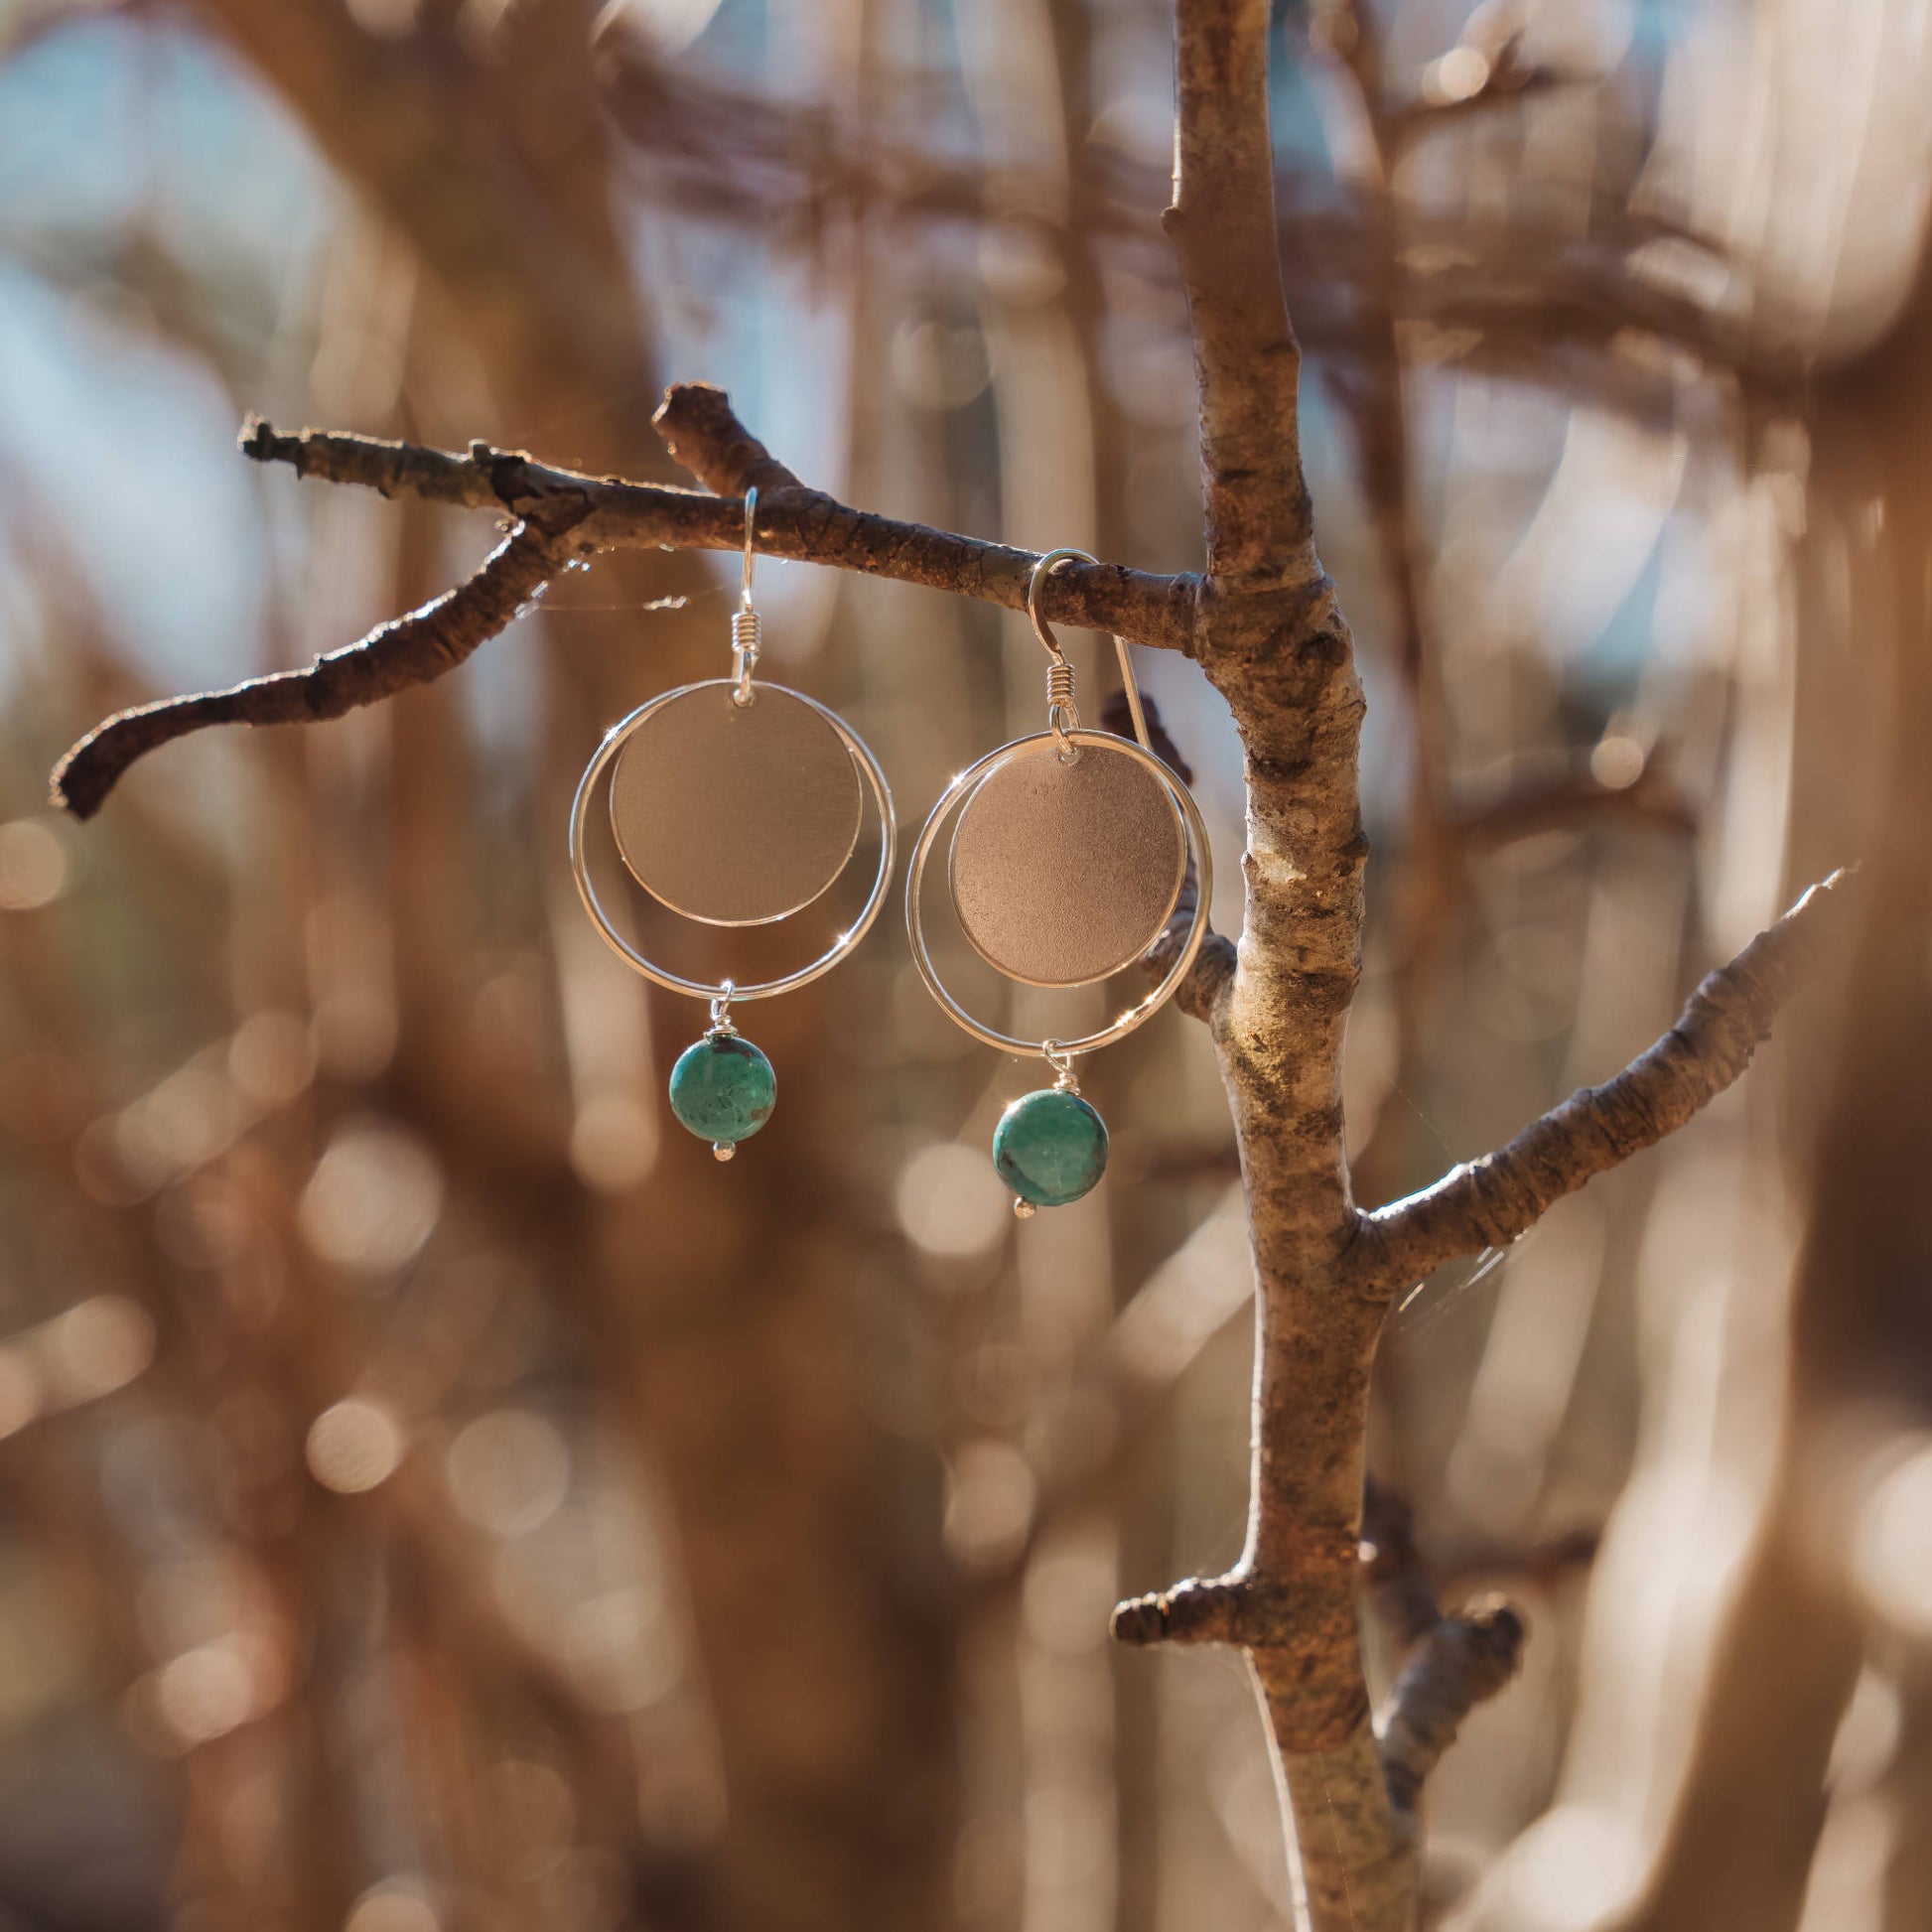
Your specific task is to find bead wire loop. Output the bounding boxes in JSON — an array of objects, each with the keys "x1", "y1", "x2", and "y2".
[
  {"x1": 1043, "y1": 1040, "x2": 1080, "y2": 1092},
  {"x1": 709, "y1": 980, "x2": 738, "y2": 1035},
  {"x1": 571, "y1": 679, "x2": 897, "y2": 1007}
]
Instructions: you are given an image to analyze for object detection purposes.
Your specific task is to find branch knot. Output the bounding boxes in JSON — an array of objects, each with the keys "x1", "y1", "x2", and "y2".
[{"x1": 1111, "y1": 1575, "x2": 1250, "y2": 1648}]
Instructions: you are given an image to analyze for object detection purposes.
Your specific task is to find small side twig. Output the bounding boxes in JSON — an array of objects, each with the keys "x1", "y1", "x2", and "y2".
[
  {"x1": 1359, "y1": 870, "x2": 1850, "y2": 1290},
  {"x1": 51, "y1": 510, "x2": 588, "y2": 819},
  {"x1": 1358, "y1": 1477, "x2": 1526, "y2": 1812},
  {"x1": 1112, "y1": 1574, "x2": 1253, "y2": 1648},
  {"x1": 1377, "y1": 1596, "x2": 1525, "y2": 1813}
]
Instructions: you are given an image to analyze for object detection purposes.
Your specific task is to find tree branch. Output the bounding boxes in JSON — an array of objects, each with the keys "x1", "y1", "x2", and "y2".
[
  {"x1": 242, "y1": 396, "x2": 1192, "y2": 643},
  {"x1": 51, "y1": 509, "x2": 588, "y2": 819},
  {"x1": 1359, "y1": 870, "x2": 1850, "y2": 1291},
  {"x1": 49, "y1": 386, "x2": 1196, "y2": 818},
  {"x1": 1111, "y1": 7, "x2": 1389, "y2": 1926},
  {"x1": 1170, "y1": 0, "x2": 1315, "y2": 576},
  {"x1": 1359, "y1": 1478, "x2": 1527, "y2": 1811},
  {"x1": 1376, "y1": 1596, "x2": 1525, "y2": 1814},
  {"x1": 1359, "y1": 1475, "x2": 1447, "y2": 1653}
]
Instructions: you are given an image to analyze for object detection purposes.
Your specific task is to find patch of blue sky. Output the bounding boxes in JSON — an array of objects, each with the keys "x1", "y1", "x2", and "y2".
[
  {"x1": 0, "y1": 15, "x2": 334, "y2": 696},
  {"x1": 0, "y1": 16, "x2": 145, "y2": 231},
  {"x1": 1269, "y1": 13, "x2": 1335, "y2": 176},
  {"x1": 1577, "y1": 533, "x2": 1667, "y2": 694},
  {"x1": 0, "y1": 259, "x2": 265, "y2": 694},
  {"x1": 623, "y1": 204, "x2": 849, "y2": 634},
  {"x1": 0, "y1": 17, "x2": 329, "y2": 270}
]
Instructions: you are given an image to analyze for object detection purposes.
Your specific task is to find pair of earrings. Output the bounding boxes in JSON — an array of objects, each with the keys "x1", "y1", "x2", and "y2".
[{"x1": 568, "y1": 499, "x2": 1213, "y2": 1217}]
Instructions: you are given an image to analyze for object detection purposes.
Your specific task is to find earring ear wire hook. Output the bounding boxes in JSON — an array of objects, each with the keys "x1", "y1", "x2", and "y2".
[
  {"x1": 1027, "y1": 547, "x2": 1083, "y2": 665},
  {"x1": 731, "y1": 485, "x2": 761, "y2": 706},
  {"x1": 1025, "y1": 548, "x2": 1155, "y2": 756}
]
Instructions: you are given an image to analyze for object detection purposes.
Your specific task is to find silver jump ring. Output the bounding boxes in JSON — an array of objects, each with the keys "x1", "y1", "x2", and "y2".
[
  {"x1": 571, "y1": 679, "x2": 896, "y2": 1004},
  {"x1": 904, "y1": 727, "x2": 1213, "y2": 1061}
]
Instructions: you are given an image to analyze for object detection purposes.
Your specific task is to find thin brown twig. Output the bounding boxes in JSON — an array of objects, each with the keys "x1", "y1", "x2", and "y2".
[
  {"x1": 1377, "y1": 1596, "x2": 1526, "y2": 1813},
  {"x1": 236, "y1": 400, "x2": 1191, "y2": 642},
  {"x1": 51, "y1": 509, "x2": 586, "y2": 818},
  {"x1": 1360, "y1": 869, "x2": 1850, "y2": 1290},
  {"x1": 1358, "y1": 1478, "x2": 1527, "y2": 1811},
  {"x1": 1360, "y1": 1476, "x2": 1445, "y2": 1653},
  {"x1": 49, "y1": 393, "x2": 1196, "y2": 818},
  {"x1": 1102, "y1": 689, "x2": 1238, "y2": 1025}
]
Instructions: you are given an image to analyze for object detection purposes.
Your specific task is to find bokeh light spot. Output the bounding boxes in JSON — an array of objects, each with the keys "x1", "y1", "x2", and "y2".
[
  {"x1": 300, "y1": 1120, "x2": 443, "y2": 1274},
  {"x1": 943, "y1": 1440, "x2": 1036, "y2": 1572},
  {"x1": 345, "y1": 1880, "x2": 440, "y2": 1932},
  {"x1": 307, "y1": 1398, "x2": 404, "y2": 1493},
  {"x1": 562, "y1": 1590, "x2": 680, "y2": 1713},
  {"x1": 1856, "y1": 1438, "x2": 1932, "y2": 1639},
  {"x1": 153, "y1": 1639, "x2": 258, "y2": 1746},
  {"x1": 1590, "y1": 734, "x2": 1645, "y2": 788},
  {"x1": 49, "y1": 1297, "x2": 154, "y2": 1403},
  {"x1": 228, "y1": 1011, "x2": 317, "y2": 1106},
  {"x1": 343, "y1": 0, "x2": 420, "y2": 38},
  {"x1": 1426, "y1": 46, "x2": 1491, "y2": 103},
  {"x1": 569, "y1": 1093, "x2": 656, "y2": 1194},
  {"x1": 897, "y1": 1143, "x2": 1011, "y2": 1259},
  {"x1": 0, "y1": 818, "x2": 69, "y2": 911},
  {"x1": 446, "y1": 1410, "x2": 570, "y2": 1537}
]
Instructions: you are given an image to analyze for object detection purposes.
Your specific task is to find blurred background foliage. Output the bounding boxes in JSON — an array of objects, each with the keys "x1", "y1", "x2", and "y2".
[{"x1": 0, "y1": 2, "x2": 1928, "y2": 1930}]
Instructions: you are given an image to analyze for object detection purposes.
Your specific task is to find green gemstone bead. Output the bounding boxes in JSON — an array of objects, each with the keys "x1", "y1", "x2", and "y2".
[
  {"x1": 668, "y1": 1032, "x2": 776, "y2": 1146},
  {"x1": 992, "y1": 1087, "x2": 1109, "y2": 1208}
]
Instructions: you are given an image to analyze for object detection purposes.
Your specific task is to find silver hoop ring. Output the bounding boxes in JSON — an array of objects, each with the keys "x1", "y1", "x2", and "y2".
[
  {"x1": 905, "y1": 728, "x2": 1213, "y2": 1060},
  {"x1": 571, "y1": 679, "x2": 896, "y2": 1003}
]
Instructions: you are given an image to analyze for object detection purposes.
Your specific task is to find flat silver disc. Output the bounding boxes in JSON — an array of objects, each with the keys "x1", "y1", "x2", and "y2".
[
  {"x1": 949, "y1": 737, "x2": 1188, "y2": 987},
  {"x1": 610, "y1": 684, "x2": 864, "y2": 926}
]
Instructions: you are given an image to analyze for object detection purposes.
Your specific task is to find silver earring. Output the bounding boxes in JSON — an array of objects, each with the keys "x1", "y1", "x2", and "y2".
[
  {"x1": 904, "y1": 549, "x2": 1213, "y2": 1215},
  {"x1": 570, "y1": 489, "x2": 897, "y2": 1160}
]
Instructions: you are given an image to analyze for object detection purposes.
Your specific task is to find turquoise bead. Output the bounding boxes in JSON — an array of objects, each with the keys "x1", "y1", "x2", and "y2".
[
  {"x1": 668, "y1": 1033, "x2": 776, "y2": 1146},
  {"x1": 993, "y1": 1088, "x2": 1109, "y2": 1207}
]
